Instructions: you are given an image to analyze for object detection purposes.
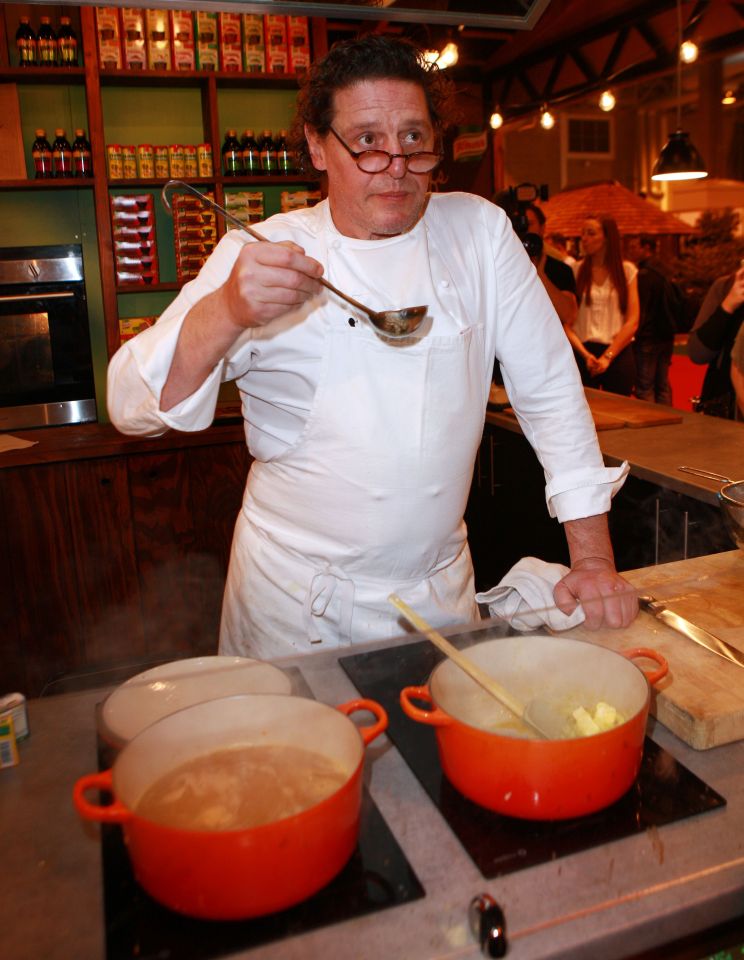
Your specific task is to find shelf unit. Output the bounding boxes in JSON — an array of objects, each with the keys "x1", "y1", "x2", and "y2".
[{"x1": 0, "y1": 5, "x2": 328, "y2": 366}]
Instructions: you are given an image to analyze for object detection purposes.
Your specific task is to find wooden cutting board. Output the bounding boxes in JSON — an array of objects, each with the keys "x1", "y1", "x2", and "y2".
[
  {"x1": 564, "y1": 551, "x2": 744, "y2": 750},
  {"x1": 584, "y1": 391, "x2": 684, "y2": 428}
]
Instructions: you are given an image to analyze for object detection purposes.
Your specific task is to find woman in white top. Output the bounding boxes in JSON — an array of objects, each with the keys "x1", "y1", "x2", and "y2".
[{"x1": 569, "y1": 215, "x2": 640, "y2": 396}]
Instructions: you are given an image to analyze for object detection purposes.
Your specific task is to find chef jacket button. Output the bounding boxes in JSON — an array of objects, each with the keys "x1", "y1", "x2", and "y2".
[{"x1": 440, "y1": 279, "x2": 450, "y2": 288}]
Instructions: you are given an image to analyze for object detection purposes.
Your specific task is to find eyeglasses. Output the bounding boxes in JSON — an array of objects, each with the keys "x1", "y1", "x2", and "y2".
[{"x1": 328, "y1": 127, "x2": 442, "y2": 174}]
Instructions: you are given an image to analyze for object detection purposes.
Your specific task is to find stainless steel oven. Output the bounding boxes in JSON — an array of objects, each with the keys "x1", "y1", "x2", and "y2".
[{"x1": 0, "y1": 244, "x2": 96, "y2": 430}]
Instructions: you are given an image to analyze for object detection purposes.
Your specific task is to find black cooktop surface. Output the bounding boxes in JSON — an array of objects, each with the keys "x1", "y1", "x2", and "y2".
[{"x1": 340, "y1": 639, "x2": 726, "y2": 879}]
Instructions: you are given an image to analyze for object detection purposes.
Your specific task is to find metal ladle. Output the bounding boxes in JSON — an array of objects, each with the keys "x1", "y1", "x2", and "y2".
[{"x1": 161, "y1": 180, "x2": 427, "y2": 339}]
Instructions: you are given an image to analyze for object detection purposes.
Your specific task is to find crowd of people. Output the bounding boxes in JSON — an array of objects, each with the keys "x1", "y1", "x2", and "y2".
[{"x1": 535, "y1": 217, "x2": 744, "y2": 420}]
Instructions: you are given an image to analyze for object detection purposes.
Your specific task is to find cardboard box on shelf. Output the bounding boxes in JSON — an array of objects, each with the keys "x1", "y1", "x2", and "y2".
[
  {"x1": 280, "y1": 189, "x2": 322, "y2": 213},
  {"x1": 219, "y1": 12, "x2": 243, "y2": 72},
  {"x1": 95, "y1": 7, "x2": 123, "y2": 70},
  {"x1": 145, "y1": 8, "x2": 172, "y2": 70},
  {"x1": 120, "y1": 7, "x2": 146, "y2": 70},
  {"x1": 287, "y1": 16, "x2": 311, "y2": 74},
  {"x1": 243, "y1": 14, "x2": 265, "y2": 73},
  {"x1": 264, "y1": 15, "x2": 288, "y2": 74},
  {"x1": 170, "y1": 10, "x2": 195, "y2": 71},
  {"x1": 195, "y1": 10, "x2": 219, "y2": 71},
  {"x1": 119, "y1": 315, "x2": 156, "y2": 342}
]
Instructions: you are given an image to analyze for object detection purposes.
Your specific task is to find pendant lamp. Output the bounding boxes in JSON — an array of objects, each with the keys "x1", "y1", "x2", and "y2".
[{"x1": 651, "y1": 0, "x2": 708, "y2": 181}]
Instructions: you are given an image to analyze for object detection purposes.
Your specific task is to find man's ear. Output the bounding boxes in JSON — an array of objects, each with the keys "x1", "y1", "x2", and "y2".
[{"x1": 304, "y1": 124, "x2": 327, "y2": 172}]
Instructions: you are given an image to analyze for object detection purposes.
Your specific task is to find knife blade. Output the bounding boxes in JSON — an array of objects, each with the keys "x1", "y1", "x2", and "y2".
[{"x1": 638, "y1": 595, "x2": 744, "y2": 668}]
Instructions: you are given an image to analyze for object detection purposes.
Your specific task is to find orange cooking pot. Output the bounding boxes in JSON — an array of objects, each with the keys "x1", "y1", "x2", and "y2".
[
  {"x1": 400, "y1": 635, "x2": 667, "y2": 821},
  {"x1": 73, "y1": 693, "x2": 387, "y2": 920}
]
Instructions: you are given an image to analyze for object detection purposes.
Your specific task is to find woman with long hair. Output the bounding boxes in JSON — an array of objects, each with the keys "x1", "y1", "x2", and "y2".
[{"x1": 570, "y1": 215, "x2": 640, "y2": 396}]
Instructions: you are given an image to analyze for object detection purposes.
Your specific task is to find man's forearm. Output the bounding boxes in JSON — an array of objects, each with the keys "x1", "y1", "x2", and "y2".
[{"x1": 563, "y1": 513, "x2": 615, "y2": 567}]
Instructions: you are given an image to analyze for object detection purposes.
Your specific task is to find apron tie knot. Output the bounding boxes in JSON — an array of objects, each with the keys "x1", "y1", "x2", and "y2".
[{"x1": 303, "y1": 565, "x2": 355, "y2": 646}]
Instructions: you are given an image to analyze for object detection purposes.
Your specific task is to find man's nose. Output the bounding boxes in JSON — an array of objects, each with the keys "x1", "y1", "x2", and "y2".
[{"x1": 387, "y1": 155, "x2": 408, "y2": 179}]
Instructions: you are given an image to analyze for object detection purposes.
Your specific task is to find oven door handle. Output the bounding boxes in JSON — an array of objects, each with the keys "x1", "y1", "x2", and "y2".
[{"x1": 0, "y1": 291, "x2": 76, "y2": 303}]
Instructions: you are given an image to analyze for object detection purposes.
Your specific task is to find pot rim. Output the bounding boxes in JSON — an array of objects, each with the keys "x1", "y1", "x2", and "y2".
[{"x1": 425, "y1": 634, "x2": 652, "y2": 741}]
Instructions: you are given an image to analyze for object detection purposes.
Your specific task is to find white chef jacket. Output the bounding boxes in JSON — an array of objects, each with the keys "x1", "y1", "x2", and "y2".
[{"x1": 108, "y1": 193, "x2": 628, "y2": 656}]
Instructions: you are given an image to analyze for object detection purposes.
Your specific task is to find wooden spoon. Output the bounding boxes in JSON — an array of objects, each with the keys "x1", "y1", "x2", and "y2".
[{"x1": 388, "y1": 594, "x2": 561, "y2": 739}]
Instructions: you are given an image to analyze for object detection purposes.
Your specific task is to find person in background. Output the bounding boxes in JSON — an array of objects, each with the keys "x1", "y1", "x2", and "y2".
[
  {"x1": 107, "y1": 37, "x2": 635, "y2": 660},
  {"x1": 524, "y1": 204, "x2": 578, "y2": 327},
  {"x1": 731, "y1": 324, "x2": 744, "y2": 418},
  {"x1": 687, "y1": 260, "x2": 744, "y2": 419},
  {"x1": 546, "y1": 231, "x2": 577, "y2": 268},
  {"x1": 627, "y1": 235, "x2": 681, "y2": 405},
  {"x1": 570, "y1": 215, "x2": 640, "y2": 396}
]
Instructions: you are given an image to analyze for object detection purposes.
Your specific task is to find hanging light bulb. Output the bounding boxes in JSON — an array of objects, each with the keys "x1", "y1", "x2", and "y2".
[
  {"x1": 679, "y1": 40, "x2": 698, "y2": 64},
  {"x1": 598, "y1": 90, "x2": 616, "y2": 112},
  {"x1": 422, "y1": 50, "x2": 440, "y2": 66},
  {"x1": 651, "y1": 0, "x2": 707, "y2": 182},
  {"x1": 540, "y1": 106, "x2": 555, "y2": 130},
  {"x1": 489, "y1": 110, "x2": 504, "y2": 130},
  {"x1": 437, "y1": 42, "x2": 459, "y2": 69},
  {"x1": 722, "y1": 89, "x2": 737, "y2": 105}
]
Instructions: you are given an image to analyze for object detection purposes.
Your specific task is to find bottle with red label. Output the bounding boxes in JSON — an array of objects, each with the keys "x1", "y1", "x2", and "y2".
[
  {"x1": 52, "y1": 129, "x2": 73, "y2": 178},
  {"x1": 32, "y1": 129, "x2": 53, "y2": 178},
  {"x1": 37, "y1": 16, "x2": 57, "y2": 67},
  {"x1": 16, "y1": 17, "x2": 37, "y2": 67},
  {"x1": 72, "y1": 129, "x2": 93, "y2": 178}
]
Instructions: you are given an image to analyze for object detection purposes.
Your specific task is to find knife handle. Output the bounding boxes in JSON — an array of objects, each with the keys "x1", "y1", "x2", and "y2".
[{"x1": 622, "y1": 647, "x2": 668, "y2": 686}]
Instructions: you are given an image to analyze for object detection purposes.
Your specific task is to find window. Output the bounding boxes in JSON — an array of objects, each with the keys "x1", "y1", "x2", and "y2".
[{"x1": 567, "y1": 116, "x2": 613, "y2": 157}]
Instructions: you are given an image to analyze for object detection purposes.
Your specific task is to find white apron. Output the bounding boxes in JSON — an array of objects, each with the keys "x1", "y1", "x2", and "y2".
[{"x1": 219, "y1": 223, "x2": 488, "y2": 658}]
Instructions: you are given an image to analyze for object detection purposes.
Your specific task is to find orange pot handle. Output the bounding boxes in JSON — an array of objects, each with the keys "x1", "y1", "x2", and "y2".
[
  {"x1": 400, "y1": 685, "x2": 453, "y2": 727},
  {"x1": 72, "y1": 769, "x2": 132, "y2": 824},
  {"x1": 336, "y1": 698, "x2": 388, "y2": 746},
  {"x1": 623, "y1": 647, "x2": 669, "y2": 686}
]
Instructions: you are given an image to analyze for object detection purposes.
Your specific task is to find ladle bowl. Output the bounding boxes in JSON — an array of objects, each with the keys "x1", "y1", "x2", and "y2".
[{"x1": 161, "y1": 180, "x2": 427, "y2": 339}]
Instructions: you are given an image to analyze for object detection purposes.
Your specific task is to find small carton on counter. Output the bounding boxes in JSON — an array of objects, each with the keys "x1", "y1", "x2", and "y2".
[
  {"x1": 264, "y1": 15, "x2": 288, "y2": 74},
  {"x1": 121, "y1": 7, "x2": 146, "y2": 70},
  {"x1": 95, "y1": 7, "x2": 123, "y2": 70},
  {"x1": 195, "y1": 11, "x2": 218, "y2": 71},
  {"x1": 242, "y1": 15, "x2": 265, "y2": 73},
  {"x1": 146, "y1": 9, "x2": 172, "y2": 71},
  {"x1": 287, "y1": 17, "x2": 311, "y2": 74},
  {"x1": 219, "y1": 13, "x2": 243, "y2": 72},
  {"x1": 170, "y1": 10, "x2": 195, "y2": 71}
]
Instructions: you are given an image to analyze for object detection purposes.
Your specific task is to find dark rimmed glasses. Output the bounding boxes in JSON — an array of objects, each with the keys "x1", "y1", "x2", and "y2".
[{"x1": 328, "y1": 126, "x2": 442, "y2": 174}]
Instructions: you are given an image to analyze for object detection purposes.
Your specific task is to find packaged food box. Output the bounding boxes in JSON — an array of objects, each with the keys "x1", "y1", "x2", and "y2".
[
  {"x1": 116, "y1": 268, "x2": 160, "y2": 286},
  {"x1": 287, "y1": 16, "x2": 311, "y2": 74},
  {"x1": 112, "y1": 225, "x2": 157, "y2": 244},
  {"x1": 280, "y1": 189, "x2": 322, "y2": 212},
  {"x1": 110, "y1": 194, "x2": 154, "y2": 212},
  {"x1": 264, "y1": 15, "x2": 288, "y2": 74},
  {"x1": 121, "y1": 7, "x2": 146, "y2": 70},
  {"x1": 119, "y1": 315, "x2": 156, "y2": 342},
  {"x1": 146, "y1": 9, "x2": 172, "y2": 71},
  {"x1": 170, "y1": 10, "x2": 195, "y2": 71},
  {"x1": 195, "y1": 11, "x2": 218, "y2": 71},
  {"x1": 114, "y1": 238, "x2": 158, "y2": 255},
  {"x1": 110, "y1": 208, "x2": 155, "y2": 226},
  {"x1": 243, "y1": 14, "x2": 265, "y2": 73},
  {"x1": 115, "y1": 254, "x2": 159, "y2": 271},
  {"x1": 96, "y1": 7, "x2": 123, "y2": 70},
  {"x1": 219, "y1": 13, "x2": 243, "y2": 72}
]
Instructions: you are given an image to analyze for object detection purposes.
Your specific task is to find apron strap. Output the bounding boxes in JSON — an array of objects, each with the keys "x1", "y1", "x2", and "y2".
[{"x1": 302, "y1": 565, "x2": 356, "y2": 646}]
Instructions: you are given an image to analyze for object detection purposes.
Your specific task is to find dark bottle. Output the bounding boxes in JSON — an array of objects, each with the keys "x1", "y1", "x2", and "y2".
[
  {"x1": 37, "y1": 16, "x2": 57, "y2": 67},
  {"x1": 258, "y1": 129, "x2": 276, "y2": 175},
  {"x1": 16, "y1": 17, "x2": 37, "y2": 67},
  {"x1": 57, "y1": 16, "x2": 79, "y2": 67},
  {"x1": 240, "y1": 129, "x2": 259, "y2": 176},
  {"x1": 32, "y1": 129, "x2": 53, "y2": 179},
  {"x1": 275, "y1": 129, "x2": 294, "y2": 176},
  {"x1": 52, "y1": 128, "x2": 73, "y2": 178},
  {"x1": 72, "y1": 129, "x2": 93, "y2": 178},
  {"x1": 222, "y1": 129, "x2": 243, "y2": 176}
]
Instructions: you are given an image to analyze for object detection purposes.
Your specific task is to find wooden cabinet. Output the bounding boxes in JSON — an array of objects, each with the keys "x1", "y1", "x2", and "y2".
[{"x1": 0, "y1": 438, "x2": 250, "y2": 697}]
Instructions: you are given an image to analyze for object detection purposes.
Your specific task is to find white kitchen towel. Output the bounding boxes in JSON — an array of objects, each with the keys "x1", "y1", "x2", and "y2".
[{"x1": 475, "y1": 556, "x2": 586, "y2": 631}]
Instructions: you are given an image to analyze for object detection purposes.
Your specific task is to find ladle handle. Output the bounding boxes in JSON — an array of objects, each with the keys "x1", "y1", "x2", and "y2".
[
  {"x1": 161, "y1": 179, "x2": 374, "y2": 320},
  {"x1": 388, "y1": 594, "x2": 527, "y2": 719},
  {"x1": 678, "y1": 465, "x2": 733, "y2": 484}
]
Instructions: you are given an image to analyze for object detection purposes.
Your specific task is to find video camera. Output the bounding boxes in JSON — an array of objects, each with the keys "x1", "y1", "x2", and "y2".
[{"x1": 496, "y1": 182, "x2": 549, "y2": 260}]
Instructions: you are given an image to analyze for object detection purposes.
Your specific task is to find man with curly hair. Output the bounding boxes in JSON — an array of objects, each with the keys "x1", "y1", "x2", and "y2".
[{"x1": 108, "y1": 36, "x2": 634, "y2": 658}]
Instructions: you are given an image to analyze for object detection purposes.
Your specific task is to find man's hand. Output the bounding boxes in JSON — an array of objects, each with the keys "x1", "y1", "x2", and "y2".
[
  {"x1": 554, "y1": 556, "x2": 638, "y2": 629},
  {"x1": 222, "y1": 240, "x2": 325, "y2": 329}
]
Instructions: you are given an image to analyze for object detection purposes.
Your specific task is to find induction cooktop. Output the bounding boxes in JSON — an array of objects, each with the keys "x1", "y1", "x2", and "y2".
[{"x1": 340, "y1": 639, "x2": 726, "y2": 879}]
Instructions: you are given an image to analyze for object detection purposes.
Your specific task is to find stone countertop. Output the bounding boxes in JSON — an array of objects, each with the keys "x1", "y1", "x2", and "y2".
[
  {"x1": 3, "y1": 588, "x2": 744, "y2": 960},
  {"x1": 487, "y1": 388, "x2": 744, "y2": 507}
]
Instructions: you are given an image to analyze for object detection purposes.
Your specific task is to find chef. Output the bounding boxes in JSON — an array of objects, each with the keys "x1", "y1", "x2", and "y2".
[{"x1": 107, "y1": 35, "x2": 636, "y2": 659}]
